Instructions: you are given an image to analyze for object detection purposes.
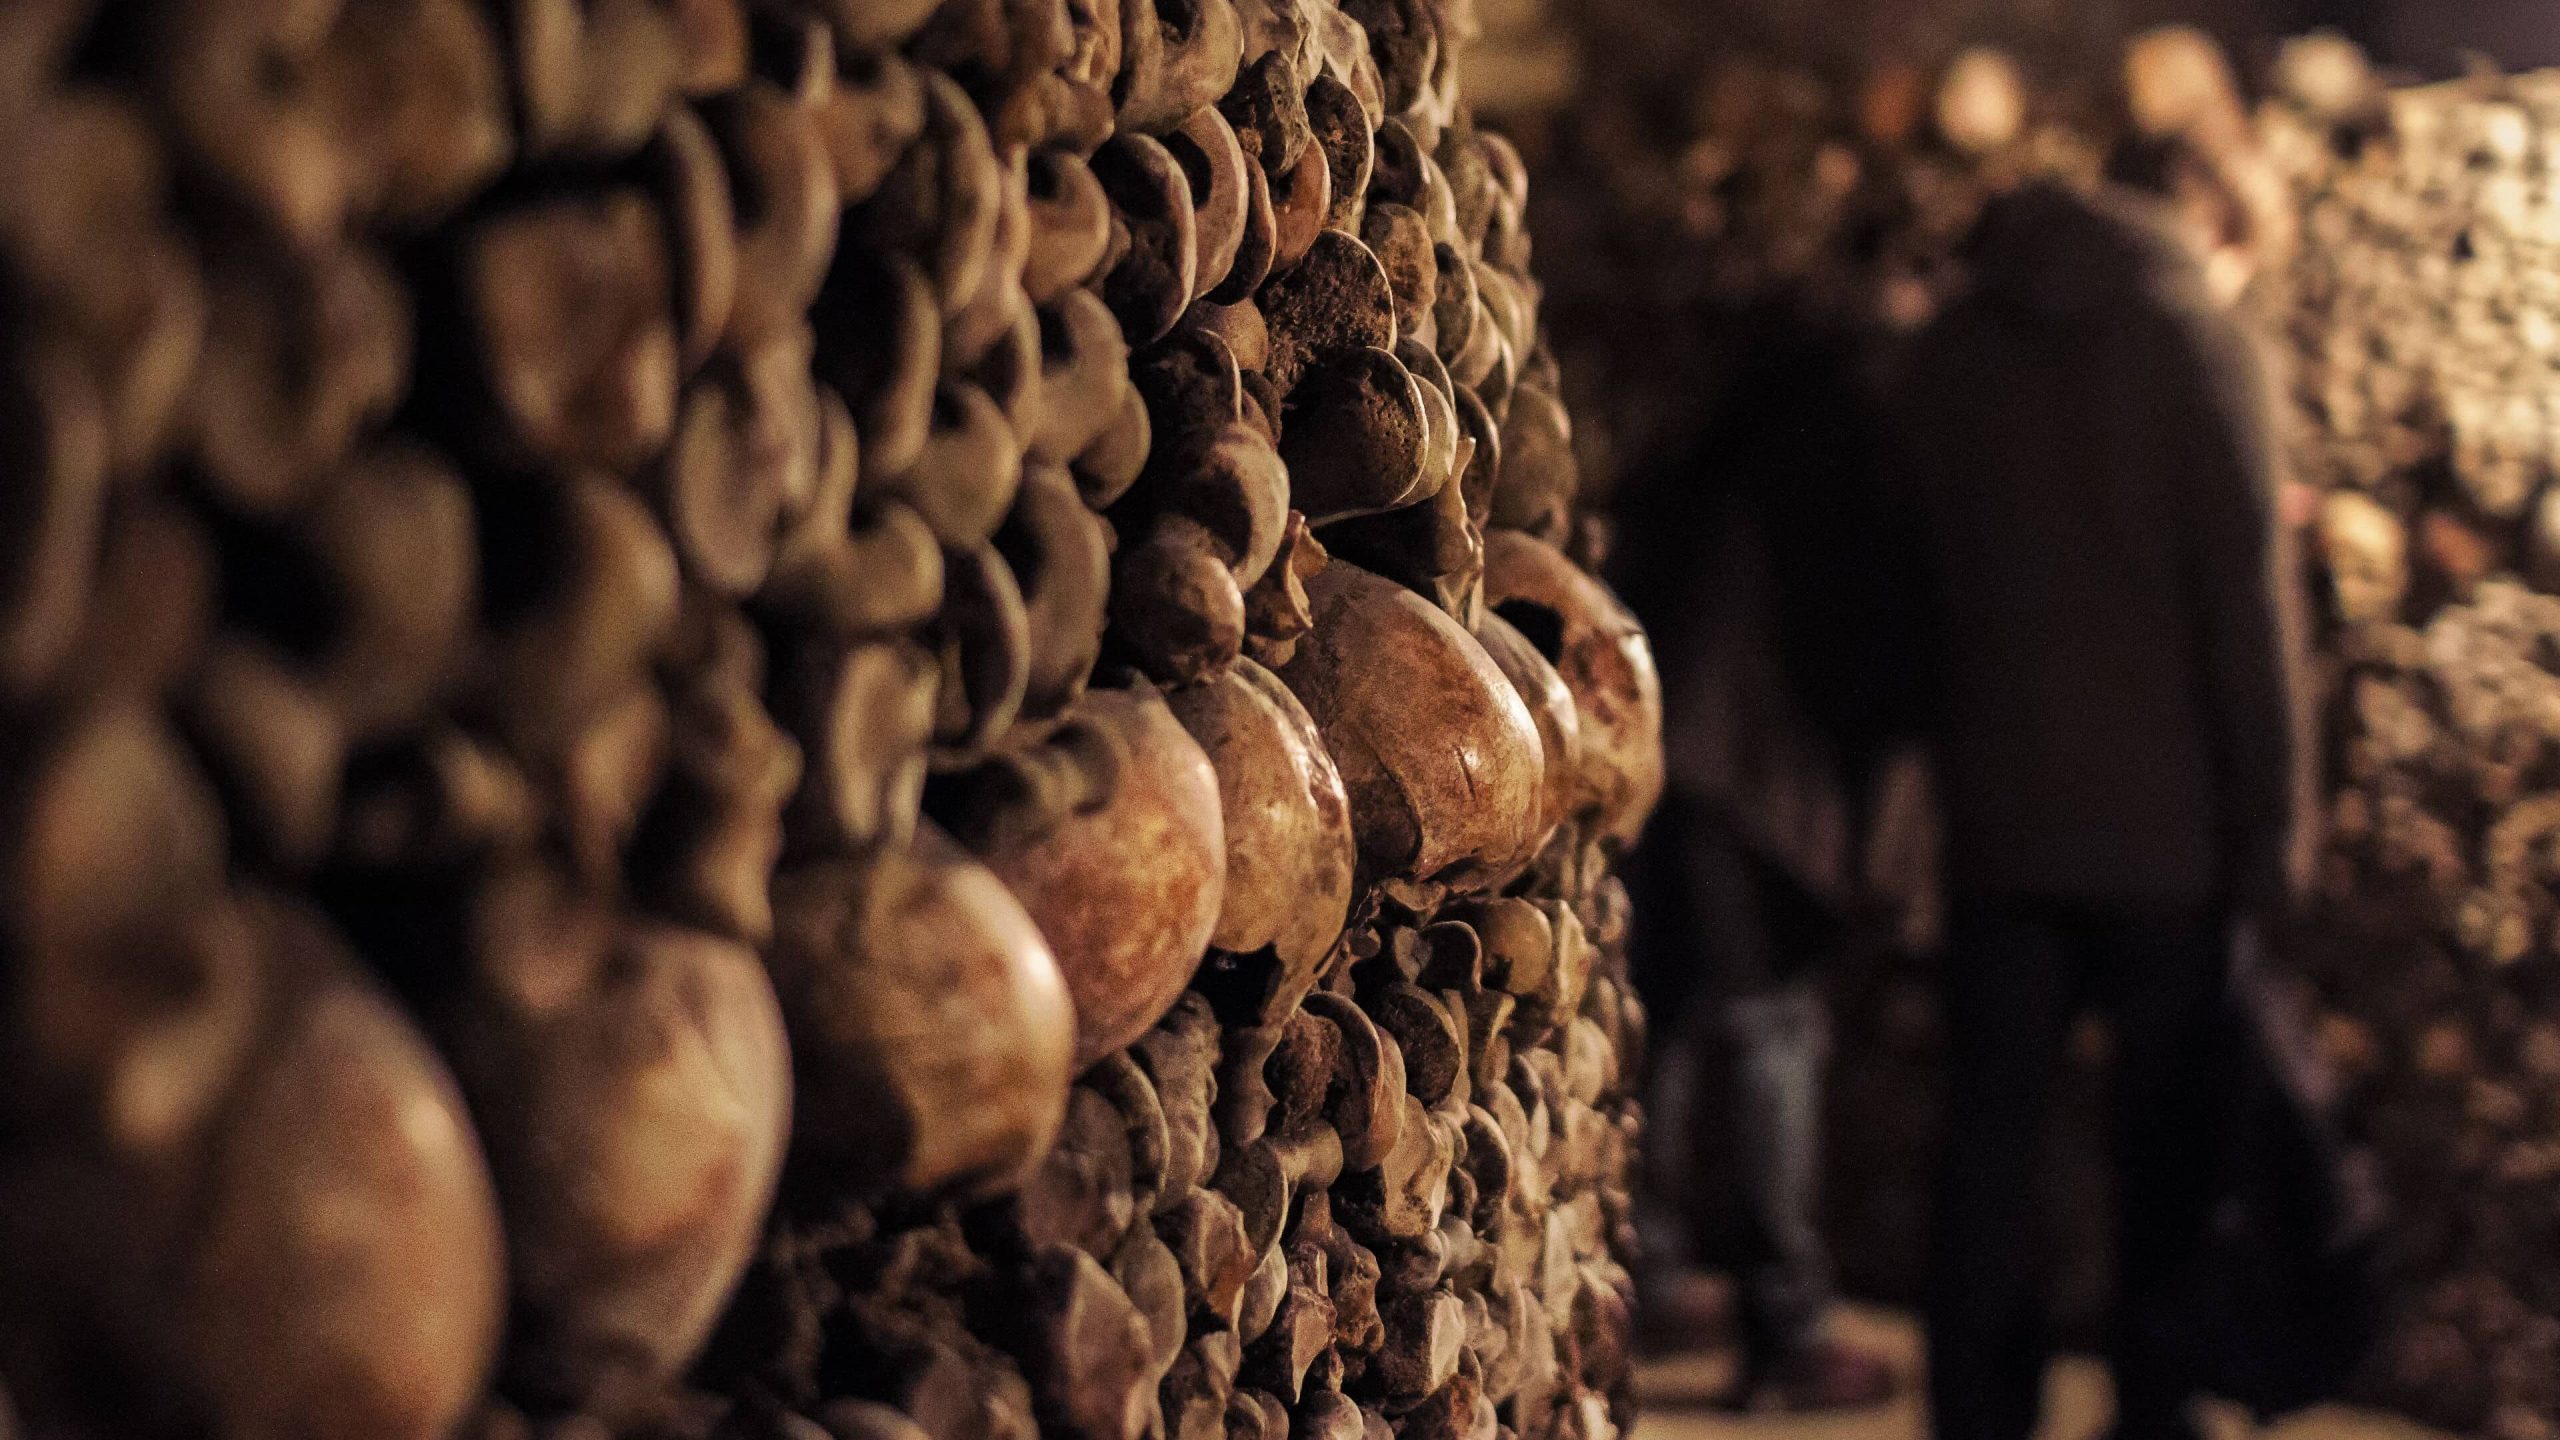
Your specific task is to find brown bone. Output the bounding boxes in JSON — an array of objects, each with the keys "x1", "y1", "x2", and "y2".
[
  {"x1": 947, "y1": 149, "x2": 1036, "y2": 366},
  {"x1": 296, "y1": 445, "x2": 480, "y2": 738},
  {"x1": 852, "y1": 70, "x2": 1004, "y2": 321},
  {"x1": 1096, "y1": 133, "x2": 1203, "y2": 346},
  {"x1": 0, "y1": 95, "x2": 203, "y2": 480},
  {"x1": 1006, "y1": 1248, "x2": 1156, "y2": 1440},
  {"x1": 1088, "y1": 1052, "x2": 1176, "y2": 1217},
  {"x1": 877, "y1": 381, "x2": 1025, "y2": 550},
  {"x1": 966, "y1": 686, "x2": 1227, "y2": 1066},
  {"x1": 1026, "y1": 148, "x2": 1116, "y2": 304},
  {"x1": 1278, "y1": 348, "x2": 1429, "y2": 522},
  {"x1": 960, "y1": 279, "x2": 1048, "y2": 443},
  {"x1": 463, "y1": 189, "x2": 679, "y2": 476},
  {"x1": 1304, "y1": 74, "x2": 1374, "y2": 234},
  {"x1": 175, "y1": 899, "x2": 508, "y2": 1440},
  {"x1": 1314, "y1": 6, "x2": 1383, "y2": 134},
  {"x1": 1487, "y1": 381, "x2": 1573, "y2": 539},
  {"x1": 627, "y1": 631, "x2": 802, "y2": 945},
  {"x1": 1167, "y1": 659, "x2": 1356, "y2": 1015},
  {"x1": 1243, "y1": 512, "x2": 1328, "y2": 668},
  {"x1": 808, "y1": 44, "x2": 930, "y2": 207},
  {"x1": 647, "y1": 109, "x2": 738, "y2": 374},
  {"x1": 1479, "y1": 531, "x2": 1663, "y2": 849},
  {"x1": 1259, "y1": 229, "x2": 1397, "y2": 397},
  {"x1": 816, "y1": 248, "x2": 941, "y2": 486},
  {"x1": 760, "y1": 401, "x2": 949, "y2": 638},
  {"x1": 1170, "y1": 107, "x2": 1252, "y2": 302},
  {"x1": 505, "y1": 0, "x2": 682, "y2": 162},
  {"x1": 1359, "y1": 204, "x2": 1437, "y2": 342},
  {"x1": 1163, "y1": 1334, "x2": 1241, "y2": 1440},
  {"x1": 1277, "y1": 559, "x2": 1544, "y2": 888},
  {"x1": 1076, "y1": 383, "x2": 1156, "y2": 510},
  {"x1": 1116, "y1": 0, "x2": 1245, "y2": 136},
  {"x1": 1114, "y1": 1222, "x2": 1189, "y2": 1384},
  {"x1": 1219, "y1": 51, "x2": 1313, "y2": 177},
  {"x1": 1215, "y1": 1124, "x2": 1346, "y2": 1257},
  {"x1": 1157, "y1": 1187, "x2": 1258, "y2": 1331},
  {"x1": 1003, "y1": 464, "x2": 1114, "y2": 719},
  {"x1": 179, "y1": 637, "x2": 347, "y2": 874},
  {"x1": 1033, "y1": 288, "x2": 1138, "y2": 466},
  {"x1": 1211, "y1": 157, "x2": 1279, "y2": 304},
  {"x1": 768, "y1": 828, "x2": 1071, "y2": 1196},
  {"x1": 445, "y1": 901, "x2": 791, "y2": 1418},
  {"x1": 1110, "y1": 516, "x2": 1248, "y2": 686},
  {"x1": 0, "y1": 351, "x2": 105, "y2": 699},
  {"x1": 147, "y1": 0, "x2": 352, "y2": 244},
  {"x1": 931, "y1": 543, "x2": 1034, "y2": 764},
  {"x1": 1302, "y1": 990, "x2": 1407, "y2": 1168},
  {"x1": 1369, "y1": 1289, "x2": 1464, "y2": 1403},
  {"x1": 1450, "y1": 381, "x2": 1501, "y2": 526},
  {"x1": 333, "y1": 0, "x2": 515, "y2": 227},
  {"x1": 1265, "y1": 136, "x2": 1334, "y2": 274},
  {"x1": 191, "y1": 239, "x2": 407, "y2": 514},
  {"x1": 1137, "y1": 992, "x2": 1225, "y2": 1197},
  {"x1": 479, "y1": 477, "x2": 681, "y2": 757},
  {"x1": 653, "y1": 358, "x2": 797, "y2": 598},
  {"x1": 706, "y1": 80, "x2": 843, "y2": 347},
  {"x1": 1012, "y1": 1084, "x2": 1142, "y2": 1256},
  {"x1": 0, "y1": 712, "x2": 225, "y2": 1132},
  {"x1": 1472, "y1": 610, "x2": 1582, "y2": 846}
]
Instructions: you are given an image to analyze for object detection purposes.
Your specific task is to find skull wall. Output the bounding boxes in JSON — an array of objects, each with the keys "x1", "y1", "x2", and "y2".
[
  {"x1": 2272, "y1": 66, "x2": 2560, "y2": 1440},
  {"x1": 0, "y1": 2, "x2": 1655, "y2": 1439}
]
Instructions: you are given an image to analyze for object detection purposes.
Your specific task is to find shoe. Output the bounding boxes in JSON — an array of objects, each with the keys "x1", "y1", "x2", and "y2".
[
  {"x1": 1740, "y1": 1335, "x2": 1901, "y2": 1413},
  {"x1": 1632, "y1": 1269, "x2": 1736, "y2": 1356}
]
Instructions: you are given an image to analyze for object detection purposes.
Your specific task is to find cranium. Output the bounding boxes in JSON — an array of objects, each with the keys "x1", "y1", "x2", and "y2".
[
  {"x1": 176, "y1": 898, "x2": 505, "y2": 1440},
  {"x1": 769, "y1": 824, "x2": 1075, "y2": 1197},
  {"x1": 442, "y1": 882, "x2": 790, "y2": 1417},
  {"x1": 1479, "y1": 530, "x2": 1661, "y2": 849},
  {"x1": 1167, "y1": 657, "x2": 1355, "y2": 1019},
  {"x1": 962, "y1": 686, "x2": 1227, "y2": 1067},
  {"x1": 1276, "y1": 558, "x2": 1544, "y2": 890}
]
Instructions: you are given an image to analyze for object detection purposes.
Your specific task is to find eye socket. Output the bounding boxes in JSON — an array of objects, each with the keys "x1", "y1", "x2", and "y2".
[{"x1": 1493, "y1": 599, "x2": 1566, "y2": 665}]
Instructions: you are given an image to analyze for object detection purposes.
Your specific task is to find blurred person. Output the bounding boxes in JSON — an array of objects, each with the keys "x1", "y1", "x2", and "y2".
[
  {"x1": 1891, "y1": 129, "x2": 2317, "y2": 1440},
  {"x1": 1617, "y1": 293, "x2": 1913, "y2": 1413}
]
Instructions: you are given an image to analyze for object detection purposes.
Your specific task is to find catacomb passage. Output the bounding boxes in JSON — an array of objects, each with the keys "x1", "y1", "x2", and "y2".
[
  {"x1": 1489, "y1": 12, "x2": 2560, "y2": 1432},
  {"x1": 0, "y1": 2, "x2": 1657, "y2": 1438}
]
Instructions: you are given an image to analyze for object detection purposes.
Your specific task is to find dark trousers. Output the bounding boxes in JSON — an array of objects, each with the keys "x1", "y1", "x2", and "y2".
[{"x1": 1927, "y1": 898, "x2": 2236, "y2": 1440}]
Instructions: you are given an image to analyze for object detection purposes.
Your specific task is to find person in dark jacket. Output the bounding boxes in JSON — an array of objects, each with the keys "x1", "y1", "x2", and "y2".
[
  {"x1": 1618, "y1": 298, "x2": 1908, "y2": 1411},
  {"x1": 1894, "y1": 141, "x2": 2316, "y2": 1440}
]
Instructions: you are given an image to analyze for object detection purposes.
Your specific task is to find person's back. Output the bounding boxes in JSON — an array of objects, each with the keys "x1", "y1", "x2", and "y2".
[
  {"x1": 1896, "y1": 179, "x2": 2303, "y2": 911},
  {"x1": 1897, "y1": 164, "x2": 2316, "y2": 1440}
]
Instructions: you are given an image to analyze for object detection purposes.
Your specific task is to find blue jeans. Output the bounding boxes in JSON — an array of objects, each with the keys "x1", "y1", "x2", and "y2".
[{"x1": 1638, "y1": 807, "x2": 1842, "y2": 1367}]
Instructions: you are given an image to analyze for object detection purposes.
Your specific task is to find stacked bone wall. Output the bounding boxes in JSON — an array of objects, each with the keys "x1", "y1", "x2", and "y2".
[
  {"x1": 0, "y1": 2, "x2": 1654, "y2": 1439},
  {"x1": 2274, "y1": 70, "x2": 2560, "y2": 1440}
]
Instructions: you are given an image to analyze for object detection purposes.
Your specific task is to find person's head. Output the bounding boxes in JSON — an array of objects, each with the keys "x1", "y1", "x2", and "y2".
[{"x1": 2105, "y1": 132, "x2": 2259, "y2": 307}]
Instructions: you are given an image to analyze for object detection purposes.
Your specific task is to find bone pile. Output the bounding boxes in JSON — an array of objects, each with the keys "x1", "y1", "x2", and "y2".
[
  {"x1": 0, "y1": 1, "x2": 1656, "y2": 1438},
  {"x1": 2268, "y1": 60, "x2": 2560, "y2": 1440}
]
